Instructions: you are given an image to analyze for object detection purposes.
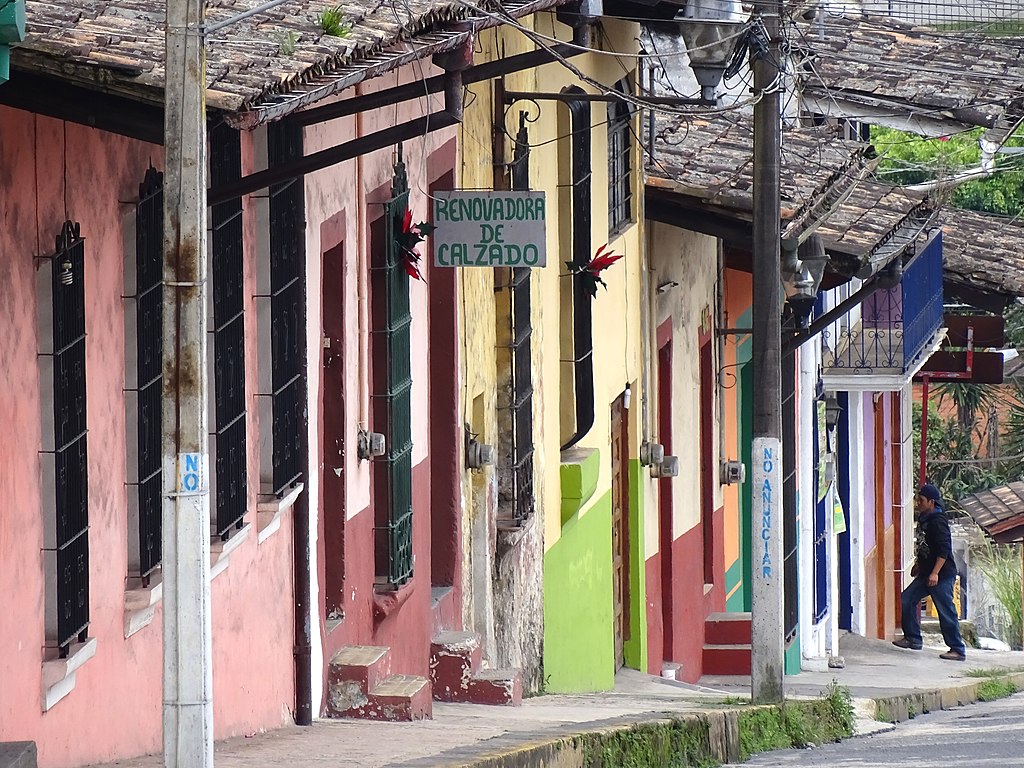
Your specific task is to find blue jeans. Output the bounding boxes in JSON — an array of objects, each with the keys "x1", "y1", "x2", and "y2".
[{"x1": 900, "y1": 574, "x2": 965, "y2": 654}]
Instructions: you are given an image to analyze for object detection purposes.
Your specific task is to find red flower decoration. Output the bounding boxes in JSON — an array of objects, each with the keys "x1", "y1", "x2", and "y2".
[
  {"x1": 395, "y1": 206, "x2": 435, "y2": 282},
  {"x1": 567, "y1": 244, "x2": 625, "y2": 298}
]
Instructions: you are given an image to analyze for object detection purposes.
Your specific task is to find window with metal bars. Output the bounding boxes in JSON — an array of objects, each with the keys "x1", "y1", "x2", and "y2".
[
  {"x1": 210, "y1": 123, "x2": 248, "y2": 537},
  {"x1": 372, "y1": 148, "x2": 415, "y2": 587},
  {"x1": 132, "y1": 167, "x2": 163, "y2": 580},
  {"x1": 46, "y1": 221, "x2": 90, "y2": 656},
  {"x1": 607, "y1": 78, "x2": 633, "y2": 236},
  {"x1": 267, "y1": 121, "x2": 305, "y2": 497},
  {"x1": 498, "y1": 115, "x2": 535, "y2": 528}
]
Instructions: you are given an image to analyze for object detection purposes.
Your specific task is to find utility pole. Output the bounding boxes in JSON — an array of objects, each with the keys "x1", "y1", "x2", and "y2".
[
  {"x1": 163, "y1": 0, "x2": 214, "y2": 763},
  {"x1": 750, "y1": 0, "x2": 784, "y2": 704}
]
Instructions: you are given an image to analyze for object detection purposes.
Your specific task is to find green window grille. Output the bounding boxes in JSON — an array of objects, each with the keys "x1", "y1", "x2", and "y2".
[{"x1": 373, "y1": 147, "x2": 415, "y2": 587}]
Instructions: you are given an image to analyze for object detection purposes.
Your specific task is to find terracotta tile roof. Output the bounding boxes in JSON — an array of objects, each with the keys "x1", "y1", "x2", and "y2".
[
  {"x1": 11, "y1": 0, "x2": 560, "y2": 115},
  {"x1": 939, "y1": 207, "x2": 1024, "y2": 299},
  {"x1": 646, "y1": 112, "x2": 872, "y2": 238},
  {"x1": 793, "y1": 13, "x2": 1024, "y2": 136}
]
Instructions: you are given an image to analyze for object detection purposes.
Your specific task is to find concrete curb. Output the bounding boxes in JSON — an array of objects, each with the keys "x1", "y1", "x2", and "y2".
[
  {"x1": 861, "y1": 671, "x2": 1024, "y2": 725},
  {"x1": 391, "y1": 673, "x2": 1024, "y2": 767}
]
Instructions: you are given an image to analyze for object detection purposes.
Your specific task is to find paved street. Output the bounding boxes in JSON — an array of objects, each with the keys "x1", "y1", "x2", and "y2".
[{"x1": 733, "y1": 692, "x2": 1024, "y2": 767}]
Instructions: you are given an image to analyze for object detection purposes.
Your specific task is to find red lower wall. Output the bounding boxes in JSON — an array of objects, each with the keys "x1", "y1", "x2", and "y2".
[{"x1": 645, "y1": 506, "x2": 726, "y2": 683}]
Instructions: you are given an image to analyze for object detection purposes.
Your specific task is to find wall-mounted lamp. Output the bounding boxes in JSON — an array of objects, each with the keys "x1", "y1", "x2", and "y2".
[
  {"x1": 781, "y1": 234, "x2": 827, "y2": 329},
  {"x1": 357, "y1": 429, "x2": 386, "y2": 460},
  {"x1": 640, "y1": 441, "x2": 665, "y2": 467},
  {"x1": 656, "y1": 280, "x2": 679, "y2": 295},
  {"x1": 824, "y1": 394, "x2": 842, "y2": 430},
  {"x1": 623, "y1": 384, "x2": 632, "y2": 410}
]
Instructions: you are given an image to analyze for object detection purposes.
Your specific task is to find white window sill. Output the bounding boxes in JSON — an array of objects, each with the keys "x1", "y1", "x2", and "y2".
[
  {"x1": 256, "y1": 482, "x2": 303, "y2": 544},
  {"x1": 124, "y1": 576, "x2": 163, "y2": 638},
  {"x1": 42, "y1": 637, "x2": 97, "y2": 712},
  {"x1": 211, "y1": 522, "x2": 253, "y2": 580}
]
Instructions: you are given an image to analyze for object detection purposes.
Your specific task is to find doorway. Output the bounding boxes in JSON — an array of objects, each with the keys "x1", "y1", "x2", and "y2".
[
  {"x1": 657, "y1": 341, "x2": 675, "y2": 661},
  {"x1": 321, "y1": 240, "x2": 346, "y2": 620}
]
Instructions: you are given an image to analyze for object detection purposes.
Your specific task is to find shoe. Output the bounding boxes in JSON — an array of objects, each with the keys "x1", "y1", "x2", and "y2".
[
  {"x1": 939, "y1": 650, "x2": 966, "y2": 661},
  {"x1": 892, "y1": 637, "x2": 923, "y2": 650}
]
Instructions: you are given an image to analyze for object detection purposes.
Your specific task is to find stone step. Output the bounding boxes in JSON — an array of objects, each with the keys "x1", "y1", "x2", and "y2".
[
  {"x1": 430, "y1": 631, "x2": 483, "y2": 694},
  {"x1": 702, "y1": 644, "x2": 752, "y2": 676},
  {"x1": 327, "y1": 645, "x2": 391, "y2": 699},
  {"x1": 429, "y1": 632, "x2": 522, "y2": 705},
  {"x1": 334, "y1": 674, "x2": 433, "y2": 721},
  {"x1": 705, "y1": 612, "x2": 752, "y2": 646}
]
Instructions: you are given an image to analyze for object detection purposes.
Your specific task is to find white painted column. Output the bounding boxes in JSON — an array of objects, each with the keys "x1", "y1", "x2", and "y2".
[
  {"x1": 797, "y1": 343, "x2": 820, "y2": 664},
  {"x1": 846, "y1": 392, "x2": 868, "y2": 636}
]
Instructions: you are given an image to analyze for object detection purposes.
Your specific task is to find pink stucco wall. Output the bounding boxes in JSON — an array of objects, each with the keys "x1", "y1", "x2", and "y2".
[
  {"x1": 301, "y1": 65, "x2": 462, "y2": 696},
  {"x1": 0, "y1": 108, "x2": 295, "y2": 768}
]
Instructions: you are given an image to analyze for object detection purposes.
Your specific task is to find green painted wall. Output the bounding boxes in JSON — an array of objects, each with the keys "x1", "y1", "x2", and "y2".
[
  {"x1": 544, "y1": 490, "x2": 615, "y2": 692},
  {"x1": 736, "y1": 314, "x2": 753, "y2": 613},
  {"x1": 785, "y1": 636, "x2": 801, "y2": 675},
  {"x1": 725, "y1": 559, "x2": 745, "y2": 612},
  {"x1": 623, "y1": 459, "x2": 647, "y2": 672}
]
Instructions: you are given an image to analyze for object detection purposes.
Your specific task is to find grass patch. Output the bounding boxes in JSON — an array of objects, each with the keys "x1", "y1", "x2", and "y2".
[
  {"x1": 579, "y1": 718, "x2": 718, "y2": 768},
  {"x1": 965, "y1": 666, "x2": 1024, "y2": 678},
  {"x1": 737, "y1": 682, "x2": 854, "y2": 760},
  {"x1": 316, "y1": 6, "x2": 351, "y2": 37},
  {"x1": 977, "y1": 678, "x2": 1018, "y2": 702}
]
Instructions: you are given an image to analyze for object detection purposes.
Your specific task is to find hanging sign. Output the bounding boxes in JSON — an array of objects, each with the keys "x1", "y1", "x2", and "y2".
[{"x1": 432, "y1": 191, "x2": 547, "y2": 268}]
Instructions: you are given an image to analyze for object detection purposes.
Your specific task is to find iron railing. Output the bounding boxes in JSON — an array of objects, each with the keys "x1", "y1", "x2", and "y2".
[
  {"x1": 268, "y1": 121, "x2": 305, "y2": 496},
  {"x1": 821, "y1": 234, "x2": 943, "y2": 377},
  {"x1": 374, "y1": 148, "x2": 415, "y2": 587},
  {"x1": 52, "y1": 221, "x2": 90, "y2": 655},
  {"x1": 210, "y1": 123, "x2": 248, "y2": 538},
  {"x1": 135, "y1": 168, "x2": 163, "y2": 579},
  {"x1": 499, "y1": 114, "x2": 536, "y2": 528}
]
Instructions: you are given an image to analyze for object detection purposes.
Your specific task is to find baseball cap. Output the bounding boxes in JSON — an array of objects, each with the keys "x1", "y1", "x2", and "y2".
[{"x1": 918, "y1": 483, "x2": 941, "y2": 503}]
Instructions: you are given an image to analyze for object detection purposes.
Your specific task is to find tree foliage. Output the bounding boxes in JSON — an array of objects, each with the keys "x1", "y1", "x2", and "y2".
[{"x1": 871, "y1": 126, "x2": 1024, "y2": 215}]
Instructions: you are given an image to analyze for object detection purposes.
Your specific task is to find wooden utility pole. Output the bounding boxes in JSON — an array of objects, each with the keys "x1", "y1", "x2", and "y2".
[
  {"x1": 162, "y1": 0, "x2": 214, "y2": 763},
  {"x1": 750, "y1": 0, "x2": 785, "y2": 704}
]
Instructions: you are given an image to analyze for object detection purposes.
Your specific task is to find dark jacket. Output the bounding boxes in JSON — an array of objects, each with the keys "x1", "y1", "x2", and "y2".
[{"x1": 915, "y1": 507, "x2": 956, "y2": 580}]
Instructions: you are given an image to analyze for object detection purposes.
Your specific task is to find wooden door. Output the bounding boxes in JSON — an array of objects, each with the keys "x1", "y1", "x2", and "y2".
[
  {"x1": 611, "y1": 395, "x2": 631, "y2": 669},
  {"x1": 658, "y1": 343, "x2": 674, "y2": 661},
  {"x1": 322, "y1": 241, "x2": 346, "y2": 619}
]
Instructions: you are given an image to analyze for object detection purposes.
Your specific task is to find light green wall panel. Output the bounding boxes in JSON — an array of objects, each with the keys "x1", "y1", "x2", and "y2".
[
  {"x1": 623, "y1": 459, "x2": 647, "y2": 672},
  {"x1": 544, "y1": 490, "x2": 615, "y2": 693},
  {"x1": 785, "y1": 635, "x2": 801, "y2": 675}
]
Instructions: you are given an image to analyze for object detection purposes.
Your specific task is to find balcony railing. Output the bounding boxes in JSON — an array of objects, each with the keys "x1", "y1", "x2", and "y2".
[{"x1": 822, "y1": 232, "x2": 944, "y2": 389}]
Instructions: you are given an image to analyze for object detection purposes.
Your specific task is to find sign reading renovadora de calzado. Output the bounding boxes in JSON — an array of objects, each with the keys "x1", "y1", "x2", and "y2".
[{"x1": 433, "y1": 191, "x2": 547, "y2": 267}]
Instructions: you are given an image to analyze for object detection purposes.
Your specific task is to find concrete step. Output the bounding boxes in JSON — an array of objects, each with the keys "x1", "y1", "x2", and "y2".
[
  {"x1": 430, "y1": 632, "x2": 522, "y2": 705},
  {"x1": 327, "y1": 645, "x2": 392, "y2": 700},
  {"x1": 705, "y1": 612, "x2": 752, "y2": 646},
  {"x1": 702, "y1": 643, "x2": 752, "y2": 676}
]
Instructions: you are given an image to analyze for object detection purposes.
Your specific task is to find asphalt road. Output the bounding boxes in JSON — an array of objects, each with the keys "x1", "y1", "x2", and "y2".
[{"x1": 731, "y1": 692, "x2": 1024, "y2": 767}]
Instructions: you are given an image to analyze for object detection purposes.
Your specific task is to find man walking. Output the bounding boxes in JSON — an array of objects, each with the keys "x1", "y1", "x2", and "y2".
[{"x1": 892, "y1": 483, "x2": 967, "y2": 661}]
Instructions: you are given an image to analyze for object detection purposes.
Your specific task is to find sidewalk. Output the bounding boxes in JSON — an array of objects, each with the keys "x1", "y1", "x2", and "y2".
[{"x1": 85, "y1": 633, "x2": 1024, "y2": 768}]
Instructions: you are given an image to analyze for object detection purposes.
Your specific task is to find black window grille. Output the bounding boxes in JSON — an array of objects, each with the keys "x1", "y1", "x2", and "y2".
[
  {"x1": 267, "y1": 121, "x2": 305, "y2": 496},
  {"x1": 210, "y1": 123, "x2": 248, "y2": 537},
  {"x1": 51, "y1": 221, "x2": 90, "y2": 656},
  {"x1": 500, "y1": 115, "x2": 535, "y2": 527},
  {"x1": 373, "y1": 147, "x2": 415, "y2": 587},
  {"x1": 134, "y1": 168, "x2": 163, "y2": 579},
  {"x1": 607, "y1": 79, "x2": 633, "y2": 235}
]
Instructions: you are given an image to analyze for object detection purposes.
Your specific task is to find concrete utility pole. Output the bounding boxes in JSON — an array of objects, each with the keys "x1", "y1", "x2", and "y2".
[
  {"x1": 750, "y1": 0, "x2": 784, "y2": 704},
  {"x1": 163, "y1": 0, "x2": 214, "y2": 763}
]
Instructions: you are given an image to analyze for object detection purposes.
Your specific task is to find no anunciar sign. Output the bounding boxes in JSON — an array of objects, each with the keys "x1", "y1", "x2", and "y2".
[{"x1": 432, "y1": 190, "x2": 547, "y2": 268}]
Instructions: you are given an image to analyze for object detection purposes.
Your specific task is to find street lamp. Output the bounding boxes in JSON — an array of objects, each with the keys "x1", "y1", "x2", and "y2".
[
  {"x1": 782, "y1": 235, "x2": 828, "y2": 329},
  {"x1": 675, "y1": 0, "x2": 746, "y2": 102}
]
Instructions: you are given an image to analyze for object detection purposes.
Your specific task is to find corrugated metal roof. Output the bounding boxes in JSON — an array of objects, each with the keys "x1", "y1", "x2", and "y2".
[{"x1": 960, "y1": 482, "x2": 1024, "y2": 543}]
